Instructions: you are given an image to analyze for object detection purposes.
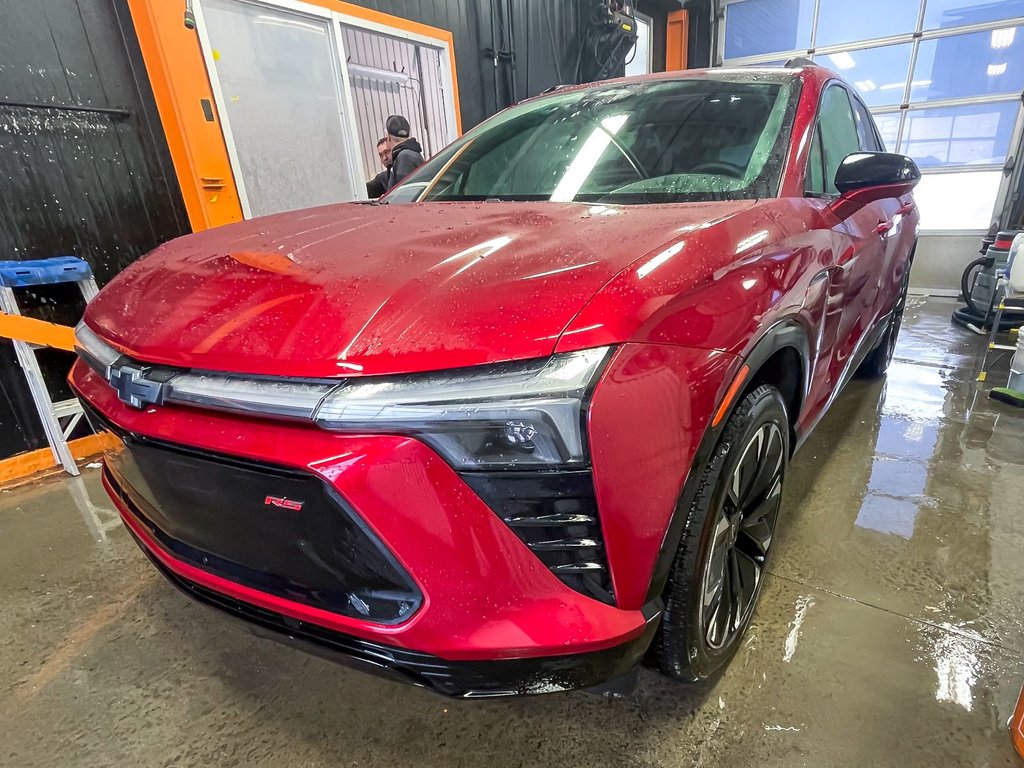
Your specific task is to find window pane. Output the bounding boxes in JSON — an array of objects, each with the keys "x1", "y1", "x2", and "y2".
[
  {"x1": 817, "y1": 44, "x2": 914, "y2": 107},
  {"x1": 900, "y1": 101, "x2": 1020, "y2": 167},
  {"x1": 724, "y1": 0, "x2": 815, "y2": 59},
  {"x1": 913, "y1": 170, "x2": 1001, "y2": 229},
  {"x1": 806, "y1": 128, "x2": 825, "y2": 193},
  {"x1": 851, "y1": 99, "x2": 883, "y2": 151},
  {"x1": 816, "y1": 0, "x2": 919, "y2": 47},
  {"x1": 818, "y1": 87, "x2": 861, "y2": 193},
  {"x1": 202, "y1": 0, "x2": 359, "y2": 216},
  {"x1": 872, "y1": 112, "x2": 900, "y2": 151},
  {"x1": 923, "y1": 0, "x2": 1024, "y2": 31},
  {"x1": 911, "y1": 26, "x2": 1024, "y2": 101}
]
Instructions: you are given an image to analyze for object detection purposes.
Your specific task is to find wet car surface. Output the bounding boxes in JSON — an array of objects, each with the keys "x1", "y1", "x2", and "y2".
[{"x1": 3, "y1": 297, "x2": 1022, "y2": 767}]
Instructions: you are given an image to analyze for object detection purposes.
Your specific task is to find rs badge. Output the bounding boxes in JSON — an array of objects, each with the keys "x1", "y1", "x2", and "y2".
[{"x1": 264, "y1": 495, "x2": 304, "y2": 511}]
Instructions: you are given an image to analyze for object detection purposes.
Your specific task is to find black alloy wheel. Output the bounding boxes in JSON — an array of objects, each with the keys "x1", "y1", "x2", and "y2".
[
  {"x1": 699, "y1": 420, "x2": 784, "y2": 650},
  {"x1": 652, "y1": 384, "x2": 789, "y2": 682}
]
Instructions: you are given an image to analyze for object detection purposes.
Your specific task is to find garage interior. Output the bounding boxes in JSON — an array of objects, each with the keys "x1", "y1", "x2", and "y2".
[{"x1": 2, "y1": 0, "x2": 1024, "y2": 766}]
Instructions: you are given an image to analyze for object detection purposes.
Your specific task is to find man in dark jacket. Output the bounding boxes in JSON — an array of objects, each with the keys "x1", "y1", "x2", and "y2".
[
  {"x1": 384, "y1": 115, "x2": 425, "y2": 191},
  {"x1": 366, "y1": 137, "x2": 391, "y2": 199}
]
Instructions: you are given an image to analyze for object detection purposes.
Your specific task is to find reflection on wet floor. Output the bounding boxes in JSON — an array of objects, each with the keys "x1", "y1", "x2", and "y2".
[{"x1": 1, "y1": 297, "x2": 1022, "y2": 767}]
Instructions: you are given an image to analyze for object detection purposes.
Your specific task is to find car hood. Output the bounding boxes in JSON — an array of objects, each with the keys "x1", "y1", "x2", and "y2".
[{"x1": 85, "y1": 200, "x2": 754, "y2": 377}]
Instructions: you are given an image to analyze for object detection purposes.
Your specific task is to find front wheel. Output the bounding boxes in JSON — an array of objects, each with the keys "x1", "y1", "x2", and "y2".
[{"x1": 652, "y1": 384, "x2": 789, "y2": 682}]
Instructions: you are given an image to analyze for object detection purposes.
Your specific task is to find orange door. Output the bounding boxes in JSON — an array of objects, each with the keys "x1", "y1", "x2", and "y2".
[
  {"x1": 665, "y1": 10, "x2": 688, "y2": 71},
  {"x1": 1012, "y1": 682, "x2": 1024, "y2": 759}
]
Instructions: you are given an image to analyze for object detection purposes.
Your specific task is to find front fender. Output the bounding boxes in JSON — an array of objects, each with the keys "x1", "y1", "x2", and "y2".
[
  {"x1": 588, "y1": 342, "x2": 742, "y2": 610},
  {"x1": 591, "y1": 319, "x2": 815, "y2": 610}
]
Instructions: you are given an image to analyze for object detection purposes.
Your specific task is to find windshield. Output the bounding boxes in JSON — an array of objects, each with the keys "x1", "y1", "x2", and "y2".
[{"x1": 385, "y1": 75, "x2": 798, "y2": 205}]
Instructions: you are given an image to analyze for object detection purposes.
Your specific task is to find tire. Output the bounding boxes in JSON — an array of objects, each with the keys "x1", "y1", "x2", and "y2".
[
  {"x1": 858, "y1": 267, "x2": 910, "y2": 379},
  {"x1": 652, "y1": 384, "x2": 789, "y2": 682}
]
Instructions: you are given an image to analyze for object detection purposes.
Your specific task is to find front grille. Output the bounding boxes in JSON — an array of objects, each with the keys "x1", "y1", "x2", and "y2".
[
  {"x1": 86, "y1": 403, "x2": 421, "y2": 624},
  {"x1": 460, "y1": 471, "x2": 614, "y2": 604}
]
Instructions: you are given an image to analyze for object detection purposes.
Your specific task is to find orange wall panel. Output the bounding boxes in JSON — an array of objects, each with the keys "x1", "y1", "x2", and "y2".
[{"x1": 127, "y1": 0, "x2": 244, "y2": 231}]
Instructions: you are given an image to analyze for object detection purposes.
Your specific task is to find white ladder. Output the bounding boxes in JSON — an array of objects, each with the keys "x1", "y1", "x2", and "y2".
[{"x1": 0, "y1": 257, "x2": 99, "y2": 476}]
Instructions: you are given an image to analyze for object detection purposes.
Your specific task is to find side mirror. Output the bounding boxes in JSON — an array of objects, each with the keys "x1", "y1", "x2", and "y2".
[{"x1": 830, "y1": 152, "x2": 921, "y2": 218}]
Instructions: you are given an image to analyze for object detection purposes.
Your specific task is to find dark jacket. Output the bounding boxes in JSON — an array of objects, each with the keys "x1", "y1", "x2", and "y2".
[
  {"x1": 385, "y1": 138, "x2": 424, "y2": 191},
  {"x1": 366, "y1": 168, "x2": 390, "y2": 199}
]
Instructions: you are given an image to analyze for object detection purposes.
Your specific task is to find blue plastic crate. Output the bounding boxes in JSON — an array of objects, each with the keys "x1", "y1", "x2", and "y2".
[{"x1": 0, "y1": 257, "x2": 93, "y2": 288}]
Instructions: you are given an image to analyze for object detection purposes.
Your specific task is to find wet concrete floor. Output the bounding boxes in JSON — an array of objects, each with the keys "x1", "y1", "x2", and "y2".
[{"x1": 2, "y1": 297, "x2": 1023, "y2": 767}]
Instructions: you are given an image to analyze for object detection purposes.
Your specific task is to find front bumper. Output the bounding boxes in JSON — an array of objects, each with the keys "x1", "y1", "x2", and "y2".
[
  {"x1": 117, "y1": 483, "x2": 657, "y2": 697},
  {"x1": 72, "y1": 360, "x2": 654, "y2": 691}
]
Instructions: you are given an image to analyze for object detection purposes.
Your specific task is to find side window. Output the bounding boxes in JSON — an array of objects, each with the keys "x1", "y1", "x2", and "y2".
[
  {"x1": 817, "y1": 85, "x2": 861, "y2": 194},
  {"x1": 805, "y1": 126, "x2": 825, "y2": 195},
  {"x1": 851, "y1": 97, "x2": 883, "y2": 152}
]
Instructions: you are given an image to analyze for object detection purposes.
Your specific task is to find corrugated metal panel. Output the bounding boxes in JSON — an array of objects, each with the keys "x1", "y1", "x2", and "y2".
[
  {"x1": 342, "y1": 0, "x2": 584, "y2": 130},
  {"x1": 342, "y1": 24, "x2": 453, "y2": 179},
  {"x1": 343, "y1": 0, "x2": 489, "y2": 129}
]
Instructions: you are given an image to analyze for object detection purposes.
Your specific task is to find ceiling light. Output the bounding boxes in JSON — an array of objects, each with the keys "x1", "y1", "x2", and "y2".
[
  {"x1": 991, "y1": 28, "x2": 1016, "y2": 49},
  {"x1": 854, "y1": 79, "x2": 877, "y2": 92},
  {"x1": 828, "y1": 52, "x2": 856, "y2": 70},
  {"x1": 883, "y1": 79, "x2": 931, "y2": 91},
  {"x1": 346, "y1": 62, "x2": 412, "y2": 84},
  {"x1": 987, "y1": 62, "x2": 1007, "y2": 76}
]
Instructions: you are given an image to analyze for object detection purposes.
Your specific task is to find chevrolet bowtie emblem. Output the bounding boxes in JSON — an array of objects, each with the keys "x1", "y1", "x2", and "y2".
[{"x1": 108, "y1": 363, "x2": 164, "y2": 409}]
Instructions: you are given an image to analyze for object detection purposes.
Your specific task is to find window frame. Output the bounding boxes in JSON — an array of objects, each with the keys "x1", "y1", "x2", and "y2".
[{"x1": 804, "y1": 80, "x2": 875, "y2": 198}]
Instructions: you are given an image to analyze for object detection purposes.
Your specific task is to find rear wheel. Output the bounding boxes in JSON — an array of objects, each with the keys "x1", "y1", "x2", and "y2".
[
  {"x1": 652, "y1": 385, "x2": 789, "y2": 682},
  {"x1": 858, "y1": 268, "x2": 910, "y2": 378}
]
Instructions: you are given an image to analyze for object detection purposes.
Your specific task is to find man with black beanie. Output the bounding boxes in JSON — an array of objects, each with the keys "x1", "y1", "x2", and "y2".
[{"x1": 384, "y1": 115, "x2": 425, "y2": 191}]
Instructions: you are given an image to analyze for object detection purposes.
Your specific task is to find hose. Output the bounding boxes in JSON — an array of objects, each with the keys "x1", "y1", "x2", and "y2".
[
  {"x1": 960, "y1": 256, "x2": 990, "y2": 316},
  {"x1": 951, "y1": 306, "x2": 1022, "y2": 333},
  {"x1": 952, "y1": 253, "x2": 1024, "y2": 332}
]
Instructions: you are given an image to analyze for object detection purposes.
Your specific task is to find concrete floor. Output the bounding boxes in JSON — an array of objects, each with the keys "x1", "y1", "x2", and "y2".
[{"x1": 2, "y1": 297, "x2": 1023, "y2": 768}]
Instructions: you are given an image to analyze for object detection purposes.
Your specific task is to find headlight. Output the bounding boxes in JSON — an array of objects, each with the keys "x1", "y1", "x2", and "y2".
[
  {"x1": 74, "y1": 319, "x2": 611, "y2": 471},
  {"x1": 314, "y1": 347, "x2": 612, "y2": 469},
  {"x1": 74, "y1": 321, "x2": 122, "y2": 377}
]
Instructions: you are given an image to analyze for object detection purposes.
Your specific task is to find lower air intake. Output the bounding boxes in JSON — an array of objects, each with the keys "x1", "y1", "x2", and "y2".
[{"x1": 460, "y1": 471, "x2": 614, "y2": 605}]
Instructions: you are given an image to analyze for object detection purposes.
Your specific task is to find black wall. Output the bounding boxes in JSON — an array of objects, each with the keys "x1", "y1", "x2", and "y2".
[
  {"x1": 0, "y1": 0, "x2": 190, "y2": 459},
  {"x1": 346, "y1": 0, "x2": 678, "y2": 130}
]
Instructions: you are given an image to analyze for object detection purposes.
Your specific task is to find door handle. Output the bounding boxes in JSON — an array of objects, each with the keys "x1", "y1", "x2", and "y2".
[{"x1": 875, "y1": 219, "x2": 894, "y2": 235}]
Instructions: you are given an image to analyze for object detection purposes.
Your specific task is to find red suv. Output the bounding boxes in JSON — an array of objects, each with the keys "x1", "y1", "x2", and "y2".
[{"x1": 71, "y1": 65, "x2": 919, "y2": 696}]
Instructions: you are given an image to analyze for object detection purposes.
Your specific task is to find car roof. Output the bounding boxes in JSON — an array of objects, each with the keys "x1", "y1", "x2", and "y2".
[{"x1": 529, "y1": 64, "x2": 836, "y2": 102}]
